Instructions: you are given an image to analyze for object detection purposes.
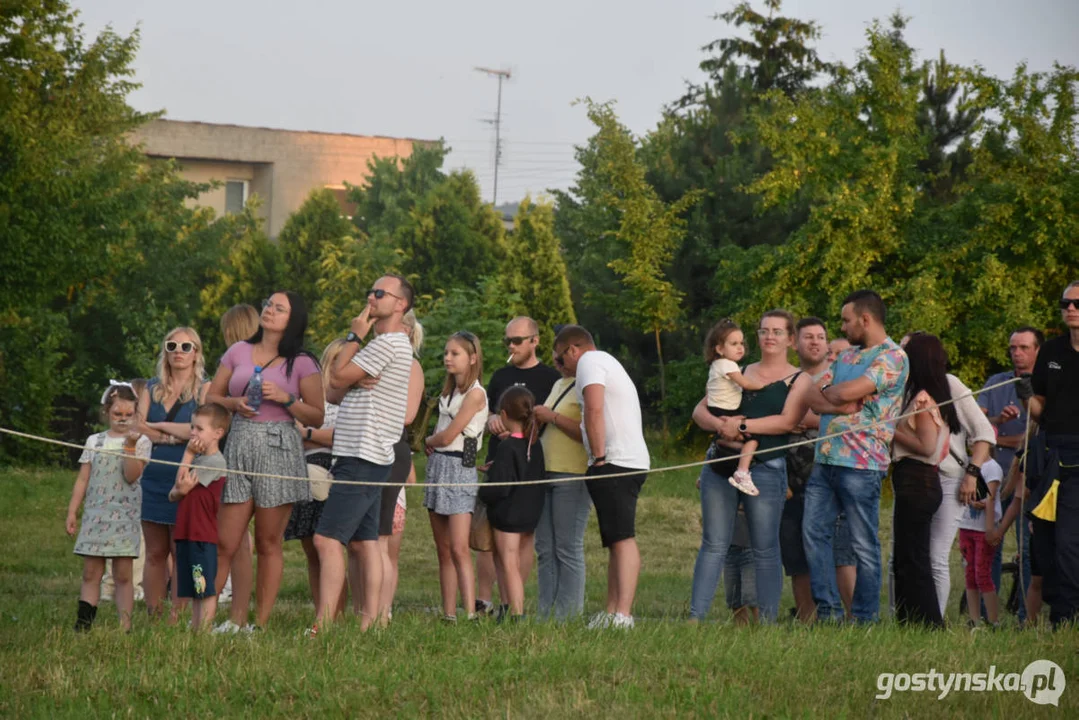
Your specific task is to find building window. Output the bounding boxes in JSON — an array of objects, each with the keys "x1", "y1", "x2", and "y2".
[{"x1": 225, "y1": 180, "x2": 248, "y2": 215}]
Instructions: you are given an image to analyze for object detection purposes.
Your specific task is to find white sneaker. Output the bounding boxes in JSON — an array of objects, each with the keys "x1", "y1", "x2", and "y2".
[
  {"x1": 212, "y1": 619, "x2": 241, "y2": 635},
  {"x1": 611, "y1": 613, "x2": 635, "y2": 629},
  {"x1": 587, "y1": 611, "x2": 614, "y2": 629},
  {"x1": 133, "y1": 586, "x2": 144, "y2": 603},
  {"x1": 241, "y1": 623, "x2": 258, "y2": 634},
  {"x1": 729, "y1": 469, "x2": 760, "y2": 496}
]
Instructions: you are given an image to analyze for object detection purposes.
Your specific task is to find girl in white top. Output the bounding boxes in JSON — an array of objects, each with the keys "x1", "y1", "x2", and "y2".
[
  {"x1": 958, "y1": 456, "x2": 1004, "y2": 626},
  {"x1": 704, "y1": 320, "x2": 765, "y2": 496},
  {"x1": 424, "y1": 330, "x2": 488, "y2": 621}
]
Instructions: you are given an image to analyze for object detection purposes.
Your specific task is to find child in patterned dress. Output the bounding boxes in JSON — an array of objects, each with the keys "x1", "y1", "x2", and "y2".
[{"x1": 66, "y1": 382, "x2": 151, "y2": 631}]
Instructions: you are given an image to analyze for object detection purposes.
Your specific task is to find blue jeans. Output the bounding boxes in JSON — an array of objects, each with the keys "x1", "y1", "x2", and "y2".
[
  {"x1": 690, "y1": 457, "x2": 787, "y2": 622},
  {"x1": 534, "y1": 474, "x2": 591, "y2": 620},
  {"x1": 804, "y1": 464, "x2": 885, "y2": 622}
]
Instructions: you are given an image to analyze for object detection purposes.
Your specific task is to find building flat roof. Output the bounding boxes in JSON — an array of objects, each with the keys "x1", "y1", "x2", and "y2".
[{"x1": 152, "y1": 118, "x2": 437, "y2": 146}]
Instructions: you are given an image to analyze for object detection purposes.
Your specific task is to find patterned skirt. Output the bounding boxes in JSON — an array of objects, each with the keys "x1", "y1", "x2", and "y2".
[
  {"x1": 222, "y1": 417, "x2": 311, "y2": 508},
  {"x1": 284, "y1": 452, "x2": 332, "y2": 541},
  {"x1": 423, "y1": 452, "x2": 478, "y2": 516}
]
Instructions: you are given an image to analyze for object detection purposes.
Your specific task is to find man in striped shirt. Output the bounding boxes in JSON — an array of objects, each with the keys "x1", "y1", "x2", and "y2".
[{"x1": 312, "y1": 274, "x2": 415, "y2": 633}]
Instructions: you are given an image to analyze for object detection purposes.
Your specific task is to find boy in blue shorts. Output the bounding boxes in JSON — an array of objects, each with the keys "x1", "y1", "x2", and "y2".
[{"x1": 169, "y1": 403, "x2": 230, "y2": 630}]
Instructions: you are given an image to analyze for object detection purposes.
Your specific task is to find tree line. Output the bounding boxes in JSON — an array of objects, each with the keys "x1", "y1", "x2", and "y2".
[{"x1": 2, "y1": 0, "x2": 1076, "y2": 460}]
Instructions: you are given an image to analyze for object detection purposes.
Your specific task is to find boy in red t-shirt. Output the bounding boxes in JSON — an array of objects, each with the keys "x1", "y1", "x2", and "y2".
[{"x1": 169, "y1": 403, "x2": 230, "y2": 630}]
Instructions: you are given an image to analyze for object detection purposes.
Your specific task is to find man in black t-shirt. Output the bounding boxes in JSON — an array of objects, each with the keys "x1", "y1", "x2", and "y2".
[
  {"x1": 475, "y1": 316, "x2": 561, "y2": 615},
  {"x1": 1020, "y1": 280, "x2": 1079, "y2": 625}
]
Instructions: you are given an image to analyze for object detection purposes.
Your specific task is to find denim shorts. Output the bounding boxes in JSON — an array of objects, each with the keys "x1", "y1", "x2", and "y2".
[{"x1": 316, "y1": 457, "x2": 391, "y2": 544}]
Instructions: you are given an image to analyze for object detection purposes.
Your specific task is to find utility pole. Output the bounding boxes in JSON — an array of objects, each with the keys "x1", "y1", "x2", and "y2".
[{"x1": 474, "y1": 66, "x2": 511, "y2": 206}]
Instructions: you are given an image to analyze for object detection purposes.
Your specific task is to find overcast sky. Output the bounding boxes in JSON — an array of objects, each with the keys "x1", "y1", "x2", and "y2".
[{"x1": 74, "y1": 0, "x2": 1079, "y2": 205}]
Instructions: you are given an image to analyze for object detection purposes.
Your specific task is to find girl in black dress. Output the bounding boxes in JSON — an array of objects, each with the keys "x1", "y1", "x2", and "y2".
[{"x1": 479, "y1": 386, "x2": 546, "y2": 620}]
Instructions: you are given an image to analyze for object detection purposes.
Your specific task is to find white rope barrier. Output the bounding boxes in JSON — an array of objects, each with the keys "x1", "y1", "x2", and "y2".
[{"x1": 0, "y1": 376, "x2": 1020, "y2": 488}]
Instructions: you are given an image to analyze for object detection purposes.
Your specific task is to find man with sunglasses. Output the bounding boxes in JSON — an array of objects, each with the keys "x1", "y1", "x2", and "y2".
[
  {"x1": 1019, "y1": 280, "x2": 1079, "y2": 626},
  {"x1": 475, "y1": 316, "x2": 561, "y2": 616},
  {"x1": 553, "y1": 324, "x2": 649, "y2": 629},
  {"x1": 311, "y1": 274, "x2": 415, "y2": 633}
]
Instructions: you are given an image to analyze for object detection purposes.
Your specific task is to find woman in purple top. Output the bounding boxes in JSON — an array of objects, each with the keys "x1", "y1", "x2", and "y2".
[{"x1": 206, "y1": 291, "x2": 324, "y2": 630}]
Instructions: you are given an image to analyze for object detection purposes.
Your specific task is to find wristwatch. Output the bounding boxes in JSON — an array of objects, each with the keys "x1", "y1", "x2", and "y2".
[
  {"x1": 345, "y1": 331, "x2": 362, "y2": 345},
  {"x1": 739, "y1": 421, "x2": 749, "y2": 434},
  {"x1": 593, "y1": 454, "x2": 607, "y2": 465},
  {"x1": 283, "y1": 393, "x2": 297, "y2": 408},
  {"x1": 306, "y1": 427, "x2": 313, "y2": 441}
]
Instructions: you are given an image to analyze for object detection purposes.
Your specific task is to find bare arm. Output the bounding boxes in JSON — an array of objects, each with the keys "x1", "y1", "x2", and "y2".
[
  {"x1": 822, "y1": 375, "x2": 877, "y2": 405},
  {"x1": 168, "y1": 446, "x2": 199, "y2": 502},
  {"x1": 804, "y1": 378, "x2": 864, "y2": 415},
  {"x1": 692, "y1": 397, "x2": 725, "y2": 433},
  {"x1": 135, "y1": 388, "x2": 171, "y2": 444},
  {"x1": 405, "y1": 360, "x2": 425, "y2": 425},
  {"x1": 582, "y1": 384, "x2": 607, "y2": 461},
  {"x1": 206, "y1": 363, "x2": 256, "y2": 418},
  {"x1": 426, "y1": 388, "x2": 487, "y2": 449},
  {"x1": 331, "y1": 346, "x2": 370, "y2": 389},
  {"x1": 1024, "y1": 395, "x2": 1044, "y2": 422},
  {"x1": 534, "y1": 404, "x2": 584, "y2": 442},
  {"x1": 725, "y1": 370, "x2": 766, "y2": 392},
  {"x1": 893, "y1": 412, "x2": 939, "y2": 457},
  {"x1": 121, "y1": 439, "x2": 147, "y2": 483},
  {"x1": 742, "y1": 373, "x2": 812, "y2": 436},
  {"x1": 65, "y1": 463, "x2": 91, "y2": 535}
]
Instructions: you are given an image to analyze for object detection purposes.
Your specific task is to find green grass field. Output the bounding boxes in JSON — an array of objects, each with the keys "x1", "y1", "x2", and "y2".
[{"x1": 1, "y1": 448, "x2": 1075, "y2": 718}]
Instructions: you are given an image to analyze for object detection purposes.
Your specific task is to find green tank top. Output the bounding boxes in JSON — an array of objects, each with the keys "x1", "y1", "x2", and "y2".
[{"x1": 741, "y1": 373, "x2": 799, "y2": 462}]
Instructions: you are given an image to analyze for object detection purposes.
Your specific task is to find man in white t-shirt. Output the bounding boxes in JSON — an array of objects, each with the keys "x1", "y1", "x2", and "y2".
[
  {"x1": 311, "y1": 273, "x2": 415, "y2": 634},
  {"x1": 553, "y1": 325, "x2": 650, "y2": 629}
]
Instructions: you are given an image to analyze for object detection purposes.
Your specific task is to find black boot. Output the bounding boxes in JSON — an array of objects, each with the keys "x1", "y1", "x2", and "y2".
[{"x1": 75, "y1": 600, "x2": 97, "y2": 632}]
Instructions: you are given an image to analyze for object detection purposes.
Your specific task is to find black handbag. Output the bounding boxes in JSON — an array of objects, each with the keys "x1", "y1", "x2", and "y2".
[{"x1": 462, "y1": 435, "x2": 478, "y2": 468}]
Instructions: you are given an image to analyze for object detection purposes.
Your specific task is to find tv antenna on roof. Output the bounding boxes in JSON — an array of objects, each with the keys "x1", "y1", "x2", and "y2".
[{"x1": 474, "y1": 66, "x2": 512, "y2": 206}]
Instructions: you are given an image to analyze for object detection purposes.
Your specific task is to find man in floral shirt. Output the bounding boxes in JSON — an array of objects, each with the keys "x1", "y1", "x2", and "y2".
[{"x1": 803, "y1": 290, "x2": 908, "y2": 623}]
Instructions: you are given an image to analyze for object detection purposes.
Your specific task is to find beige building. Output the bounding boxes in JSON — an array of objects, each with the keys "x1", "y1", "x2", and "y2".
[{"x1": 132, "y1": 119, "x2": 428, "y2": 237}]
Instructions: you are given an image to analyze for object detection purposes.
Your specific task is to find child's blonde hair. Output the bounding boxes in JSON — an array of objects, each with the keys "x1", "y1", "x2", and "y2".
[
  {"x1": 152, "y1": 327, "x2": 206, "y2": 404},
  {"x1": 441, "y1": 331, "x2": 483, "y2": 398},
  {"x1": 403, "y1": 310, "x2": 425, "y2": 356},
  {"x1": 320, "y1": 339, "x2": 348, "y2": 392},
  {"x1": 220, "y1": 304, "x2": 260, "y2": 347}
]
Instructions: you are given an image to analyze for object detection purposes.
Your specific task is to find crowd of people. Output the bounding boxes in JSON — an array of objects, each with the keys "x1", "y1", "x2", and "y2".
[{"x1": 63, "y1": 276, "x2": 1079, "y2": 632}]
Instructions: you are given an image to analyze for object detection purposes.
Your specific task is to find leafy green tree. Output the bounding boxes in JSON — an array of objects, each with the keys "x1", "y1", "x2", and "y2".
[
  {"x1": 277, "y1": 188, "x2": 356, "y2": 306},
  {"x1": 348, "y1": 145, "x2": 508, "y2": 299},
  {"x1": 579, "y1": 100, "x2": 701, "y2": 425},
  {"x1": 730, "y1": 18, "x2": 1079, "y2": 385},
  {"x1": 502, "y1": 196, "x2": 577, "y2": 352},
  {"x1": 0, "y1": 1, "x2": 233, "y2": 458}
]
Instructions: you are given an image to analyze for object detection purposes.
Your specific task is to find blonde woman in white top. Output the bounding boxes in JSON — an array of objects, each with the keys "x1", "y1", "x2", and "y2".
[{"x1": 424, "y1": 330, "x2": 488, "y2": 621}]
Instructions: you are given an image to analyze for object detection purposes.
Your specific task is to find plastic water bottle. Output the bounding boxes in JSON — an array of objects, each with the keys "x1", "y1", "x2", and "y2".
[{"x1": 246, "y1": 366, "x2": 263, "y2": 413}]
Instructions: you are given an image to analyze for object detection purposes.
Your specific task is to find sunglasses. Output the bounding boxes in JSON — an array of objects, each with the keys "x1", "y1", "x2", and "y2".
[
  {"x1": 503, "y1": 334, "x2": 536, "y2": 347},
  {"x1": 1060, "y1": 298, "x2": 1079, "y2": 311},
  {"x1": 165, "y1": 341, "x2": 196, "y2": 353},
  {"x1": 367, "y1": 288, "x2": 403, "y2": 300}
]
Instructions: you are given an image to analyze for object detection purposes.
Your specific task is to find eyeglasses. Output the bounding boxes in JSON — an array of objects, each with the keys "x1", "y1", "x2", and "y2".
[
  {"x1": 262, "y1": 299, "x2": 289, "y2": 314},
  {"x1": 757, "y1": 328, "x2": 789, "y2": 338},
  {"x1": 165, "y1": 341, "x2": 196, "y2": 354},
  {"x1": 503, "y1": 334, "x2": 536, "y2": 347},
  {"x1": 367, "y1": 288, "x2": 403, "y2": 301},
  {"x1": 1060, "y1": 298, "x2": 1079, "y2": 311}
]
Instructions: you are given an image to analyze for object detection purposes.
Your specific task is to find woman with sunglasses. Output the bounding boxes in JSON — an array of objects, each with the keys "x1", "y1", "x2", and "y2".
[
  {"x1": 206, "y1": 291, "x2": 325, "y2": 631},
  {"x1": 137, "y1": 327, "x2": 209, "y2": 620}
]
